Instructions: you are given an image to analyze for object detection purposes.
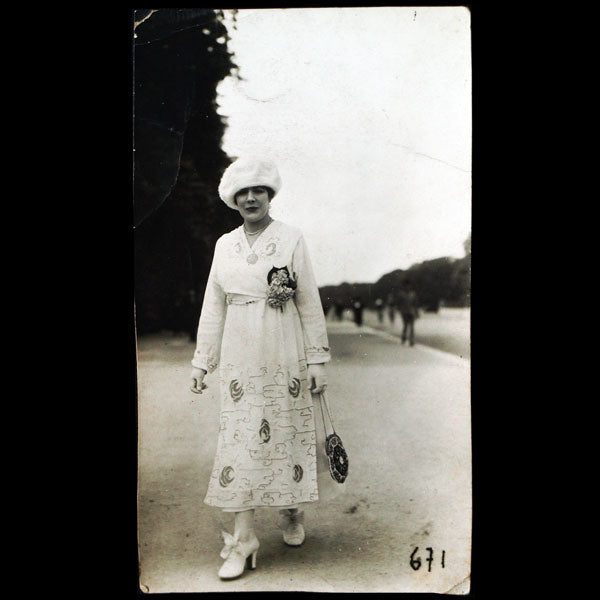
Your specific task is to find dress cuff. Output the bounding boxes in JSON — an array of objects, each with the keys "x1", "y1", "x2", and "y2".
[
  {"x1": 305, "y1": 346, "x2": 331, "y2": 364},
  {"x1": 191, "y1": 351, "x2": 218, "y2": 373}
]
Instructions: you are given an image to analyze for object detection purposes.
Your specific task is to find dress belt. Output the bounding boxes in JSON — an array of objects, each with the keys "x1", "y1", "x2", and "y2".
[{"x1": 225, "y1": 293, "x2": 266, "y2": 305}]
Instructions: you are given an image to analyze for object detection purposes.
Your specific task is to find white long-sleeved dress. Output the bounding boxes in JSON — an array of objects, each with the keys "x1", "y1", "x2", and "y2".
[{"x1": 193, "y1": 220, "x2": 332, "y2": 510}]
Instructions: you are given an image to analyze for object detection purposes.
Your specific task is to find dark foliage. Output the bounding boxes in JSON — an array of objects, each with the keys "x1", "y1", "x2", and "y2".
[
  {"x1": 319, "y1": 240, "x2": 471, "y2": 314},
  {"x1": 133, "y1": 9, "x2": 240, "y2": 337}
]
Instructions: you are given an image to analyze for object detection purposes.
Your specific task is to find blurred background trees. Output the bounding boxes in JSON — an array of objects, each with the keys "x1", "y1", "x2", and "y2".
[
  {"x1": 319, "y1": 233, "x2": 471, "y2": 315},
  {"x1": 133, "y1": 9, "x2": 240, "y2": 337}
]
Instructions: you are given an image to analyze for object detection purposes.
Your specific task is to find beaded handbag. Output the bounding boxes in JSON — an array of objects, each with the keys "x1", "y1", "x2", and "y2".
[{"x1": 318, "y1": 391, "x2": 349, "y2": 484}]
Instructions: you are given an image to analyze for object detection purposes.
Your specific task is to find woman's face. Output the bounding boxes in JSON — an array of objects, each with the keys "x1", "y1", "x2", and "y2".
[{"x1": 234, "y1": 186, "x2": 271, "y2": 222}]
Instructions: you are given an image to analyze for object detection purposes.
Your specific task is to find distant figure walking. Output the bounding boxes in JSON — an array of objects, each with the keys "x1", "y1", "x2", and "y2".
[
  {"x1": 321, "y1": 298, "x2": 331, "y2": 321},
  {"x1": 397, "y1": 281, "x2": 419, "y2": 346},
  {"x1": 334, "y1": 302, "x2": 344, "y2": 321},
  {"x1": 387, "y1": 292, "x2": 396, "y2": 324},
  {"x1": 375, "y1": 298, "x2": 384, "y2": 323},
  {"x1": 352, "y1": 298, "x2": 364, "y2": 327}
]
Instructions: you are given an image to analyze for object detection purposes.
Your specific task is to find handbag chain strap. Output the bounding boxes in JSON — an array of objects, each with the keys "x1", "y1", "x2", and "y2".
[{"x1": 318, "y1": 390, "x2": 336, "y2": 437}]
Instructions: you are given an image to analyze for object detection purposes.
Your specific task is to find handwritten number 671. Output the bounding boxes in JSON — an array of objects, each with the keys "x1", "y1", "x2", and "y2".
[{"x1": 410, "y1": 547, "x2": 445, "y2": 571}]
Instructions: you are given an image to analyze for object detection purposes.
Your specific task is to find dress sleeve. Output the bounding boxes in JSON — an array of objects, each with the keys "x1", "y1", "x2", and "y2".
[
  {"x1": 191, "y1": 242, "x2": 226, "y2": 372},
  {"x1": 292, "y1": 235, "x2": 331, "y2": 364}
]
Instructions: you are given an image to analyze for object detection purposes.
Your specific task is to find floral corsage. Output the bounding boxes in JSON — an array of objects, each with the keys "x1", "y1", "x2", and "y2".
[{"x1": 267, "y1": 266, "x2": 297, "y2": 311}]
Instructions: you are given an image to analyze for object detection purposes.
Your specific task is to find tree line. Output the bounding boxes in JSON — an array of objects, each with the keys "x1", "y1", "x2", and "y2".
[
  {"x1": 134, "y1": 9, "x2": 241, "y2": 338},
  {"x1": 319, "y1": 237, "x2": 471, "y2": 315}
]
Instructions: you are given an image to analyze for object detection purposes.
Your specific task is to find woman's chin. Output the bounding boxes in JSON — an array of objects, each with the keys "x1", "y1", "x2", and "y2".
[{"x1": 244, "y1": 212, "x2": 266, "y2": 222}]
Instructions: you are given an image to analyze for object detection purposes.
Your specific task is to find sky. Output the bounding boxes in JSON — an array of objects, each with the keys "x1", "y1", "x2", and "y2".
[{"x1": 216, "y1": 7, "x2": 471, "y2": 287}]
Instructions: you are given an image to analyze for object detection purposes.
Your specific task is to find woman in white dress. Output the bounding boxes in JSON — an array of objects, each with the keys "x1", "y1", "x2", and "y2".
[{"x1": 190, "y1": 157, "x2": 333, "y2": 580}]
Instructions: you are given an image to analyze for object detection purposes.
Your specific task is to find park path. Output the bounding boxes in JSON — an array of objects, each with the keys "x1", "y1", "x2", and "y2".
[
  {"x1": 338, "y1": 306, "x2": 470, "y2": 359},
  {"x1": 137, "y1": 320, "x2": 471, "y2": 593}
]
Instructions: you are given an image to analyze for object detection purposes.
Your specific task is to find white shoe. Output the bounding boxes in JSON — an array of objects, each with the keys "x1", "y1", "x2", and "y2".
[
  {"x1": 218, "y1": 531, "x2": 259, "y2": 580},
  {"x1": 279, "y1": 510, "x2": 305, "y2": 546}
]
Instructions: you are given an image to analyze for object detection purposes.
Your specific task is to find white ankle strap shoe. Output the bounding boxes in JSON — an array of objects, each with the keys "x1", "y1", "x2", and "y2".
[{"x1": 218, "y1": 531, "x2": 260, "y2": 580}]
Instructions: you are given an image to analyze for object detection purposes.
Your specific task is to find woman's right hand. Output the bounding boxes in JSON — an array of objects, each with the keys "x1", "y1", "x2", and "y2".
[{"x1": 190, "y1": 367, "x2": 208, "y2": 394}]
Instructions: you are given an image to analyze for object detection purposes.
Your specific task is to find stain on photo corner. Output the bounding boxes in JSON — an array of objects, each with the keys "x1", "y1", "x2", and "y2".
[{"x1": 445, "y1": 575, "x2": 470, "y2": 595}]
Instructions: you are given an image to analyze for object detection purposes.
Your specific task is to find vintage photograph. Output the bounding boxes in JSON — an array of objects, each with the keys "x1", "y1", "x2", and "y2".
[{"x1": 134, "y1": 7, "x2": 471, "y2": 593}]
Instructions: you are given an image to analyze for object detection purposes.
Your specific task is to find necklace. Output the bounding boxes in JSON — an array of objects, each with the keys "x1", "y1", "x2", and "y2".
[{"x1": 244, "y1": 219, "x2": 272, "y2": 236}]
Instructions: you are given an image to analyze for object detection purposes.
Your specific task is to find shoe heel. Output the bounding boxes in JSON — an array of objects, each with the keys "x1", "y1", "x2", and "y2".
[{"x1": 246, "y1": 551, "x2": 258, "y2": 570}]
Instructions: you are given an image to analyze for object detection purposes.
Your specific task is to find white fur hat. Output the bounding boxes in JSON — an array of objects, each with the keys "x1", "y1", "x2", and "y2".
[{"x1": 218, "y1": 156, "x2": 282, "y2": 209}]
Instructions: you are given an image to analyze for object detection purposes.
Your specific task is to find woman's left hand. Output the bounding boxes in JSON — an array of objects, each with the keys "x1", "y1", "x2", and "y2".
[{"x1": 308, "y1": 363, "x2": 327, "y2": 394}]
